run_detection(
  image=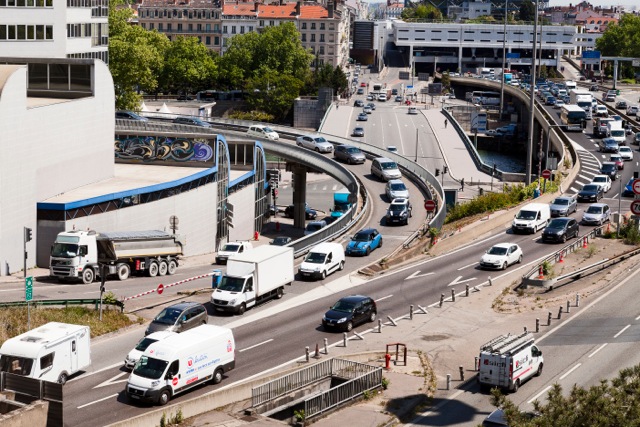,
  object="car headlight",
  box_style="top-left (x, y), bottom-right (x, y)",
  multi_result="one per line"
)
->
top-left (336, 317), bottom-right (347, 323)
top-left (151, 380), bottom-right (161, 387)
top-left (229, 298), bottom-right (237, 305)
